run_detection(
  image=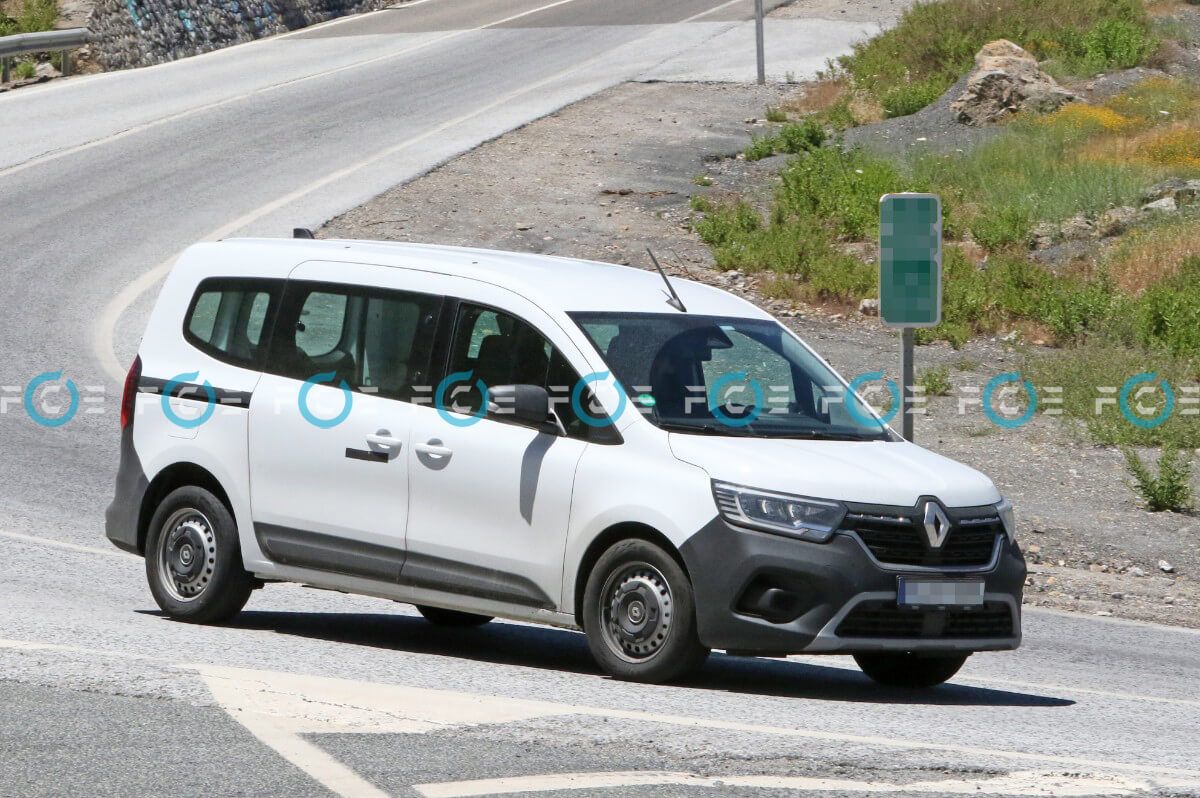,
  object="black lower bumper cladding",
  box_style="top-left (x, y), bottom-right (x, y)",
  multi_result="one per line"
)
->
top-left (680, 516), bottom-right (1026, 655)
